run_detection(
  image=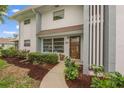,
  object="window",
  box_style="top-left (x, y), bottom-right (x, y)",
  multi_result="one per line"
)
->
top-left (43, 39), bottom-right (52, 52)
top-left (53, 9), bottom-right (64, 20)
top-left (24, 19), bottom-right (30, 25)
top-left (53, 38), bottom-right (64, 52)
top-left (24, 40), bottom-right (30, 47)
top-left (43, 38), bottom-right (64, 53)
